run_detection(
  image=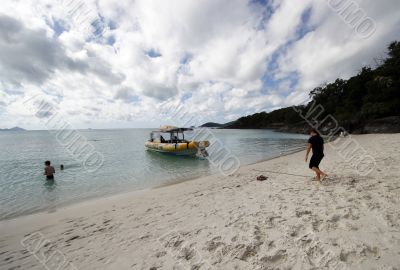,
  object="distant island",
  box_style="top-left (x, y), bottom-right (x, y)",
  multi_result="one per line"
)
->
top-left (0, 127), bottom-right (26, 131)
top-left (200, 122), bottom-right (225, 128)
top-left (202, 41), bottom-right (400, 135)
